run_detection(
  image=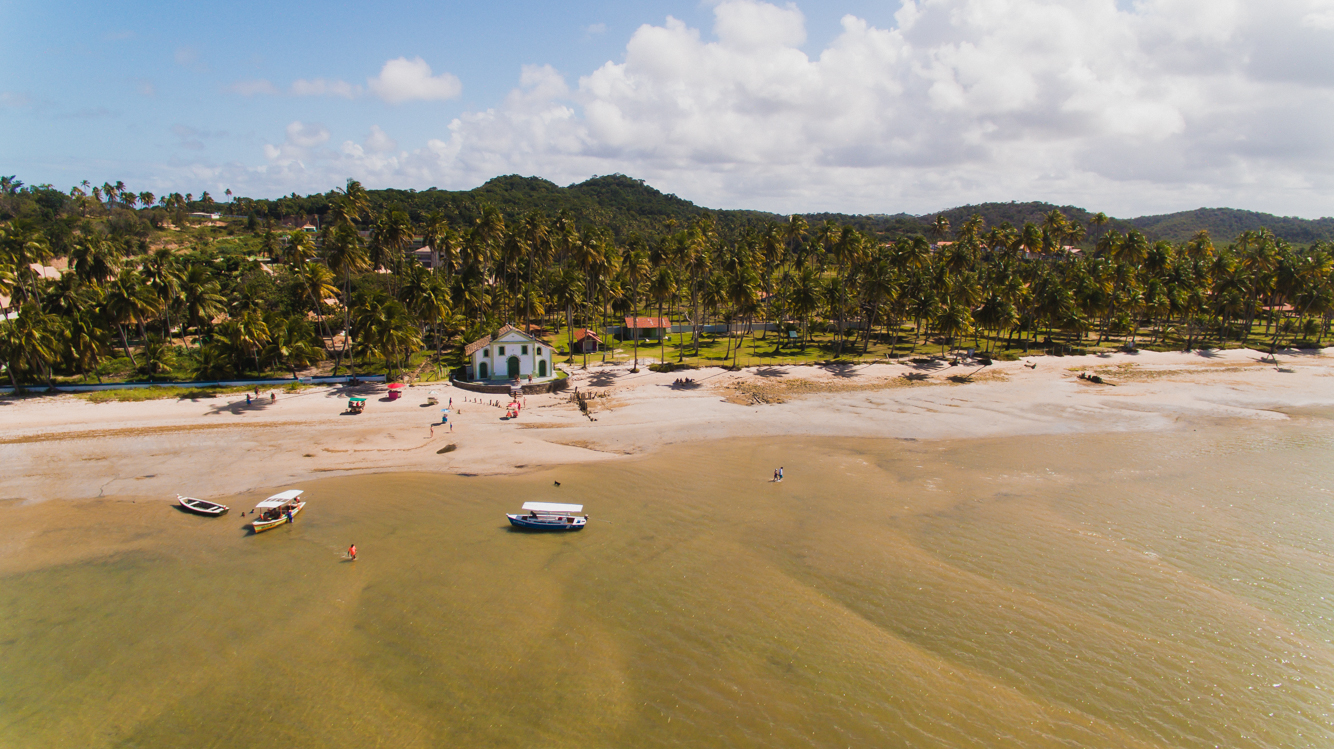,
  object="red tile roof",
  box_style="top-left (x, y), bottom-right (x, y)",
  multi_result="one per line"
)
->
top-left (463, 335), bottom-right (492, 356)
top-left (624, 317), bottom-right (670, 329)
